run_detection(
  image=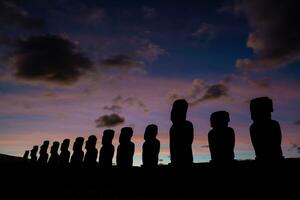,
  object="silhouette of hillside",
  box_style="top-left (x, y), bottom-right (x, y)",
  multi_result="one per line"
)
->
top-left (0, 153), bottom-right (23, 164)
top-left (0, 154), bottom-right (299, 200)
